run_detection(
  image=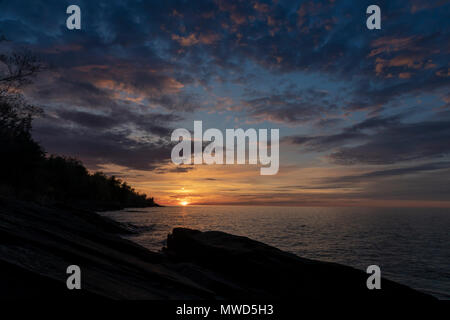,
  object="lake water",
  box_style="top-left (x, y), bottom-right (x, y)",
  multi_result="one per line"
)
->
top-left (101, 206), bottom-right (450, 299)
